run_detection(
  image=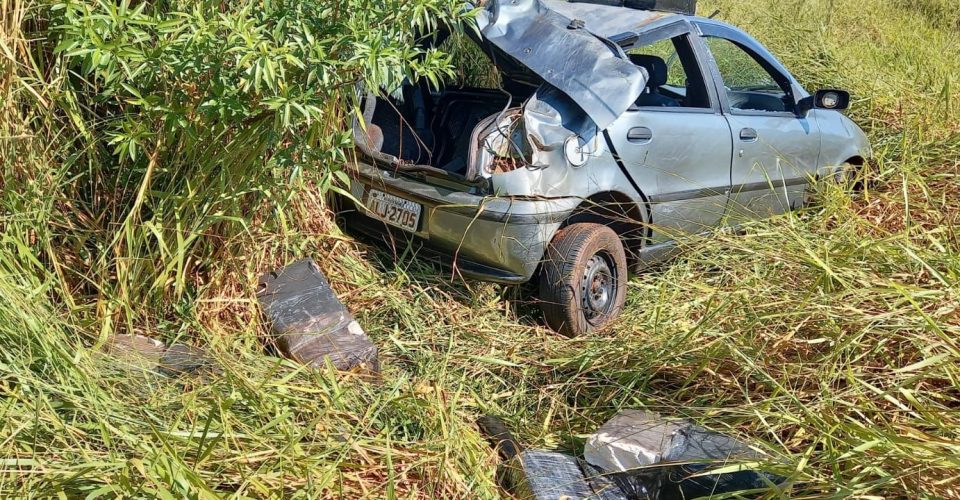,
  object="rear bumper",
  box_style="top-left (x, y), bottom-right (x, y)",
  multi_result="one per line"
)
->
top-left (341, 161), bottom-right (580, 283)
